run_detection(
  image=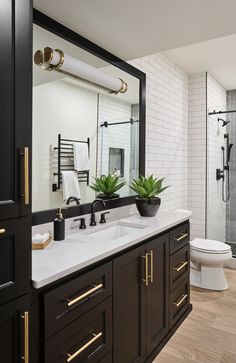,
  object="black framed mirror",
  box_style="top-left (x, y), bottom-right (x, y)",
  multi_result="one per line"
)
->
top-left (32, 9), bottom-right (146, 225)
